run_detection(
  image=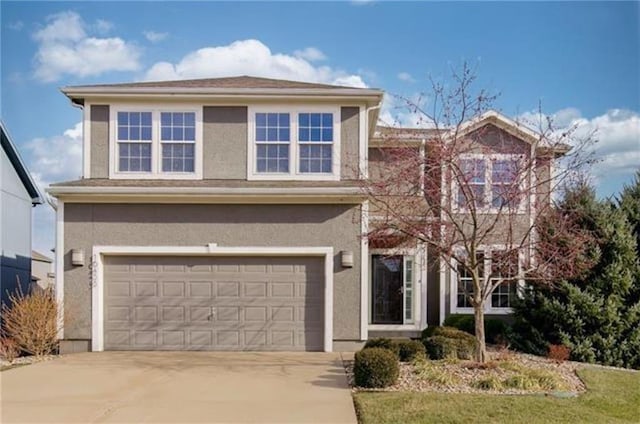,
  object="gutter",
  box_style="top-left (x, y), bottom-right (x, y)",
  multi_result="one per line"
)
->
top-left (47, 185), bottom-right (364, 197)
